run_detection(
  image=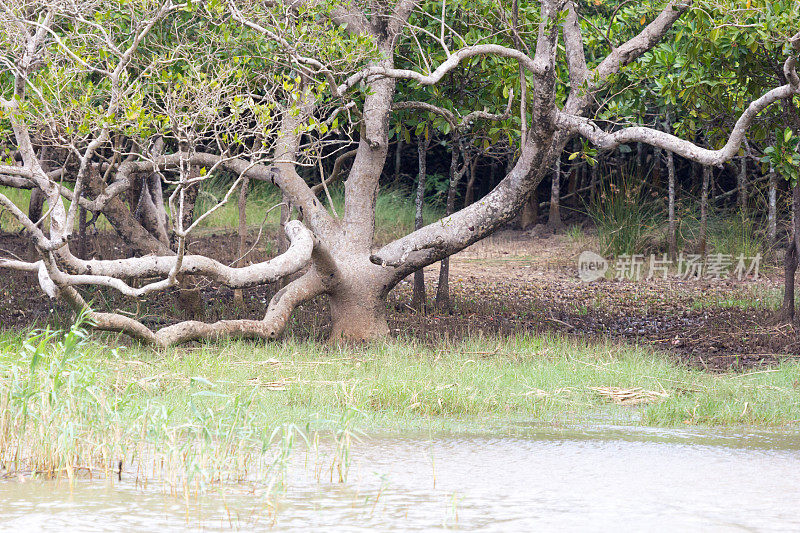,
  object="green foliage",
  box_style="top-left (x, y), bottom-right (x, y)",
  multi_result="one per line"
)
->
top-left (762, 127), bottom-right (800, 186)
